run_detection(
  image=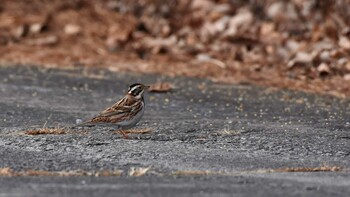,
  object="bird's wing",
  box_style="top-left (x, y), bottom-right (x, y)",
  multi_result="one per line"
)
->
top-left (98, 105), bottom-right (133, 117)
top-left (80, 105), bottom-right (131, 125)
top-left (80, 95), bottom-right (143, 125)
